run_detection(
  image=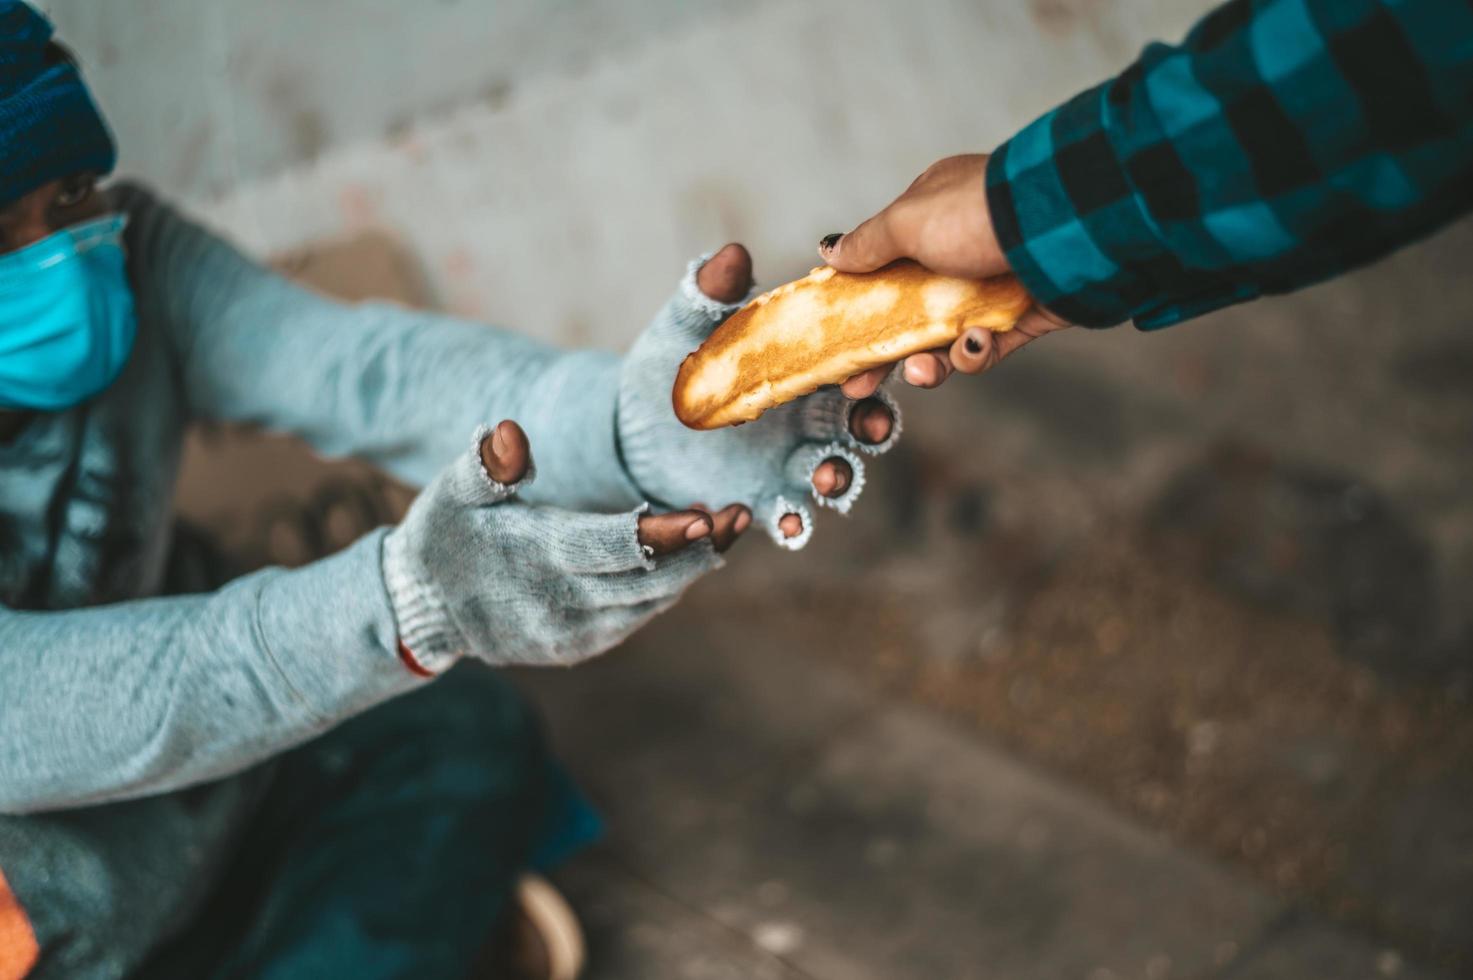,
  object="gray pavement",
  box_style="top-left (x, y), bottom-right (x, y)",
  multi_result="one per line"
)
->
top-left (513, 597), bottom-right (1454, 980)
